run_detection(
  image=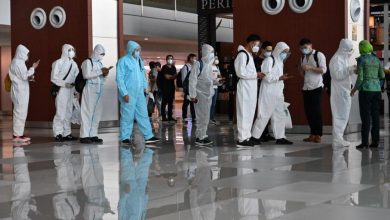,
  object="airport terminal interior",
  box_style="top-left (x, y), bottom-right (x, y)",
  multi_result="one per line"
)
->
top-left (1, 0), bottom-right (390, 219)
